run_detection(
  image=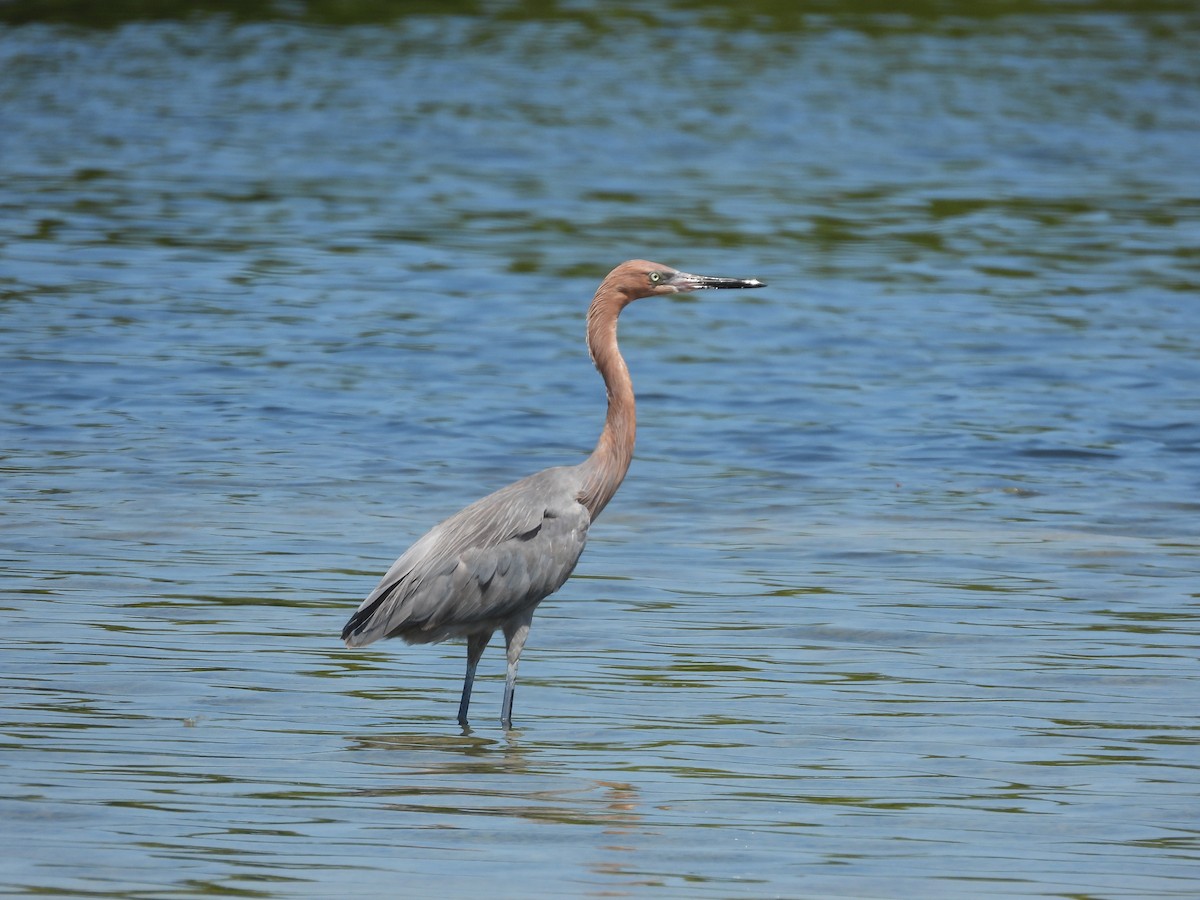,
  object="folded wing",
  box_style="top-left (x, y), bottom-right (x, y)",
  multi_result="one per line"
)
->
top-left (341, 466), bottom-right (591, 647)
